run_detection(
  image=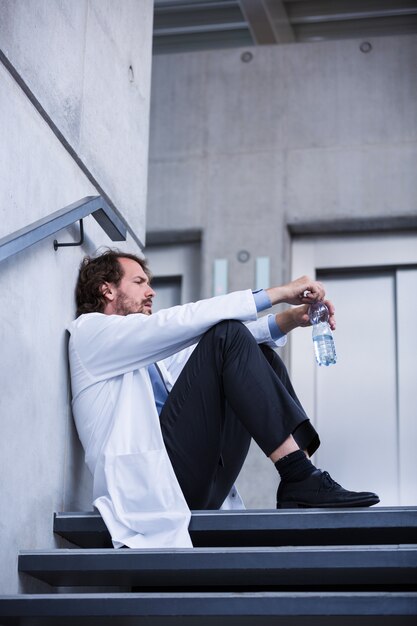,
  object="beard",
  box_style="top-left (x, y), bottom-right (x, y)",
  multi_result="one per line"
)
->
top-left (114, 292), bottom-right (152, 316)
